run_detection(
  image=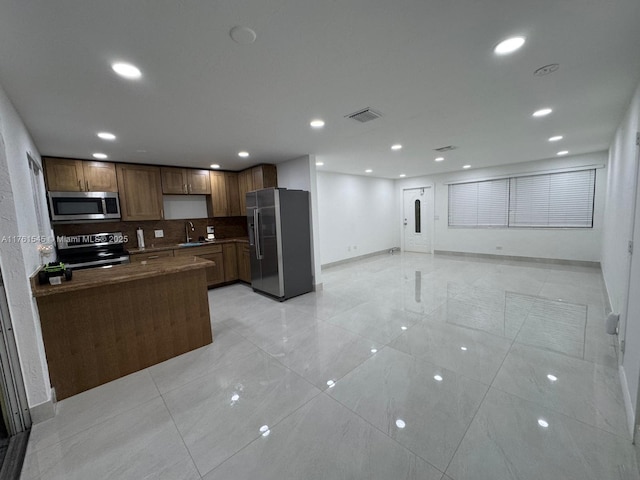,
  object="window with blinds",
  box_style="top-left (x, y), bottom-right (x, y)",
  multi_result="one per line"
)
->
top-left (509, 170), bottom-right (595, 227)
top-left (448, 169), bottom-right (596, 228)
top-left (448, 179), bottom-right (509, 227)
